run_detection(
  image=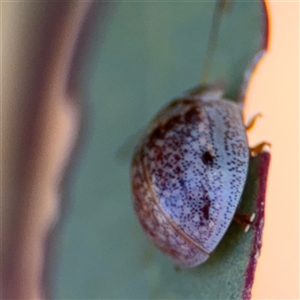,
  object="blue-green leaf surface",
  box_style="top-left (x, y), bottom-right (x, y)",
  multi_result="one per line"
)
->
top-left (51, 2), bottom-right (269, 299)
